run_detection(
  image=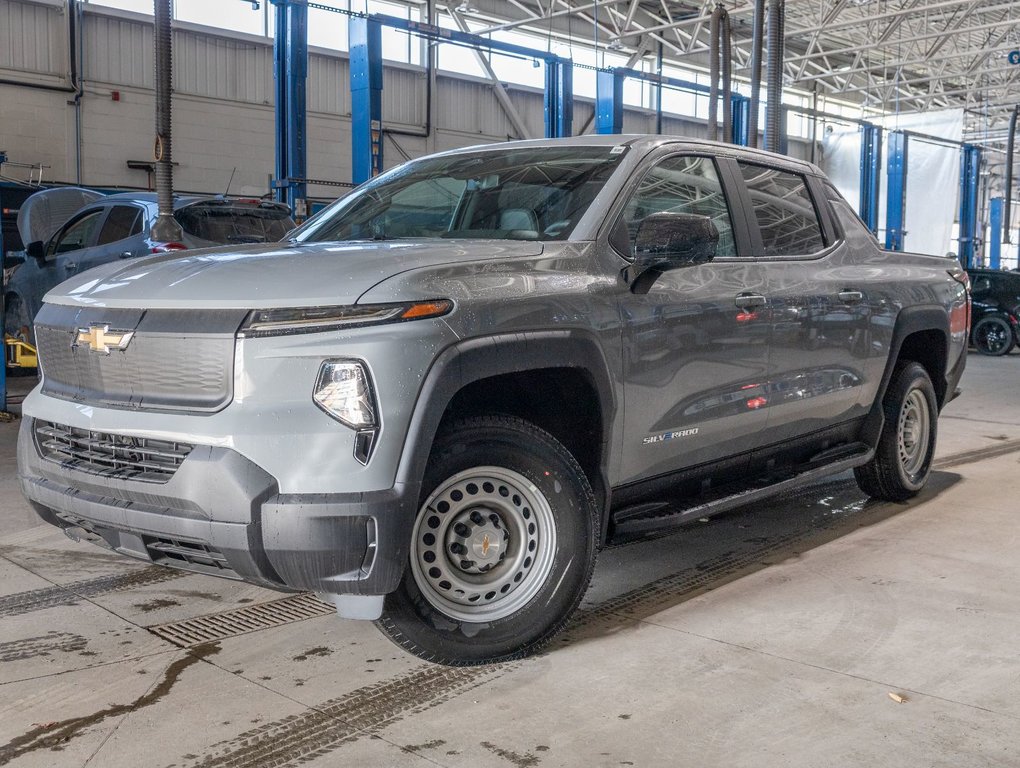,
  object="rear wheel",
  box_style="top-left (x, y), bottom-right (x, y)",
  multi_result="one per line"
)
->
top-left (855, 362), bottom-right (937, 502)
top-left (971, 316), bottom-right (1014, 356)
top-left (376, 415), bottom-right (599, 666)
